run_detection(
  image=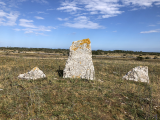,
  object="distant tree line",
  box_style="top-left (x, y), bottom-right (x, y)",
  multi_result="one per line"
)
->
top-left (92, 49), bottom-right (160, 56)
top-left (0, 47), bottom-right (160, 56)
top-left (0, 47), bottom-right (68, 53)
